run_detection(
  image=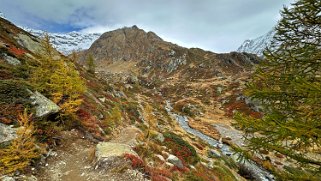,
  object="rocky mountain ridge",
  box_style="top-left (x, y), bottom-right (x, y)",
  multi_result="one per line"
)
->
top-left (24, 28), bottom-right (101, 55)
top-left (80, 25), bottom-right (261, 81)
top-left (237, 30), bottom-right (275, 56)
